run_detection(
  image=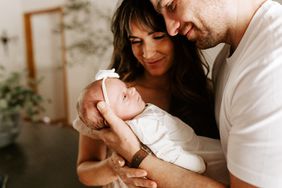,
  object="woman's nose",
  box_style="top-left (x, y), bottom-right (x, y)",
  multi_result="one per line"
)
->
top-left (142, 43), bottom-right (156, 59)
top-left (164, 17), bottom-right (180, 36)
